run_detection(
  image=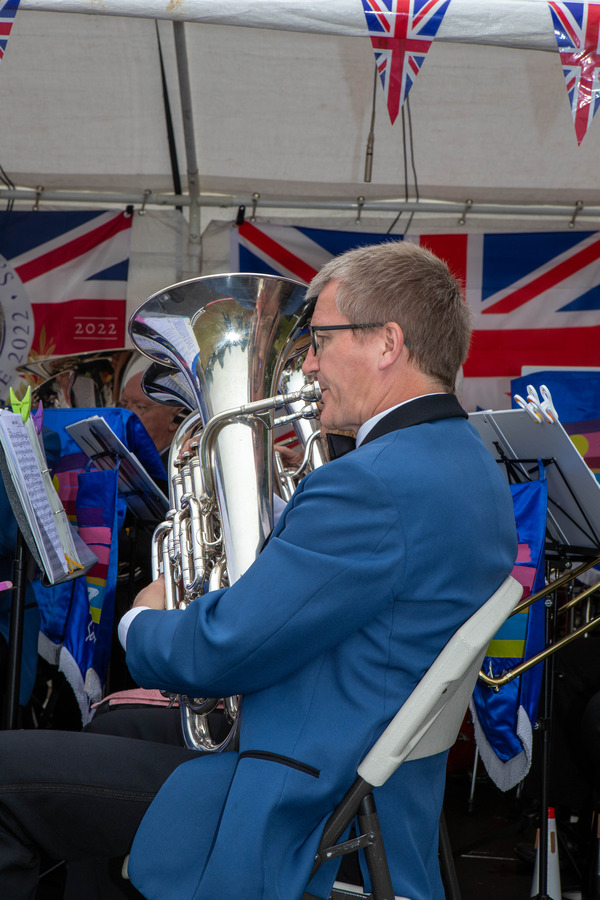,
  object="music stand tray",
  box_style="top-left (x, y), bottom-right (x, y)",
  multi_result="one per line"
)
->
top-left (65, 416), bottom-right (169, 522)
top-left (469, 408), bottom-right (600, 560)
